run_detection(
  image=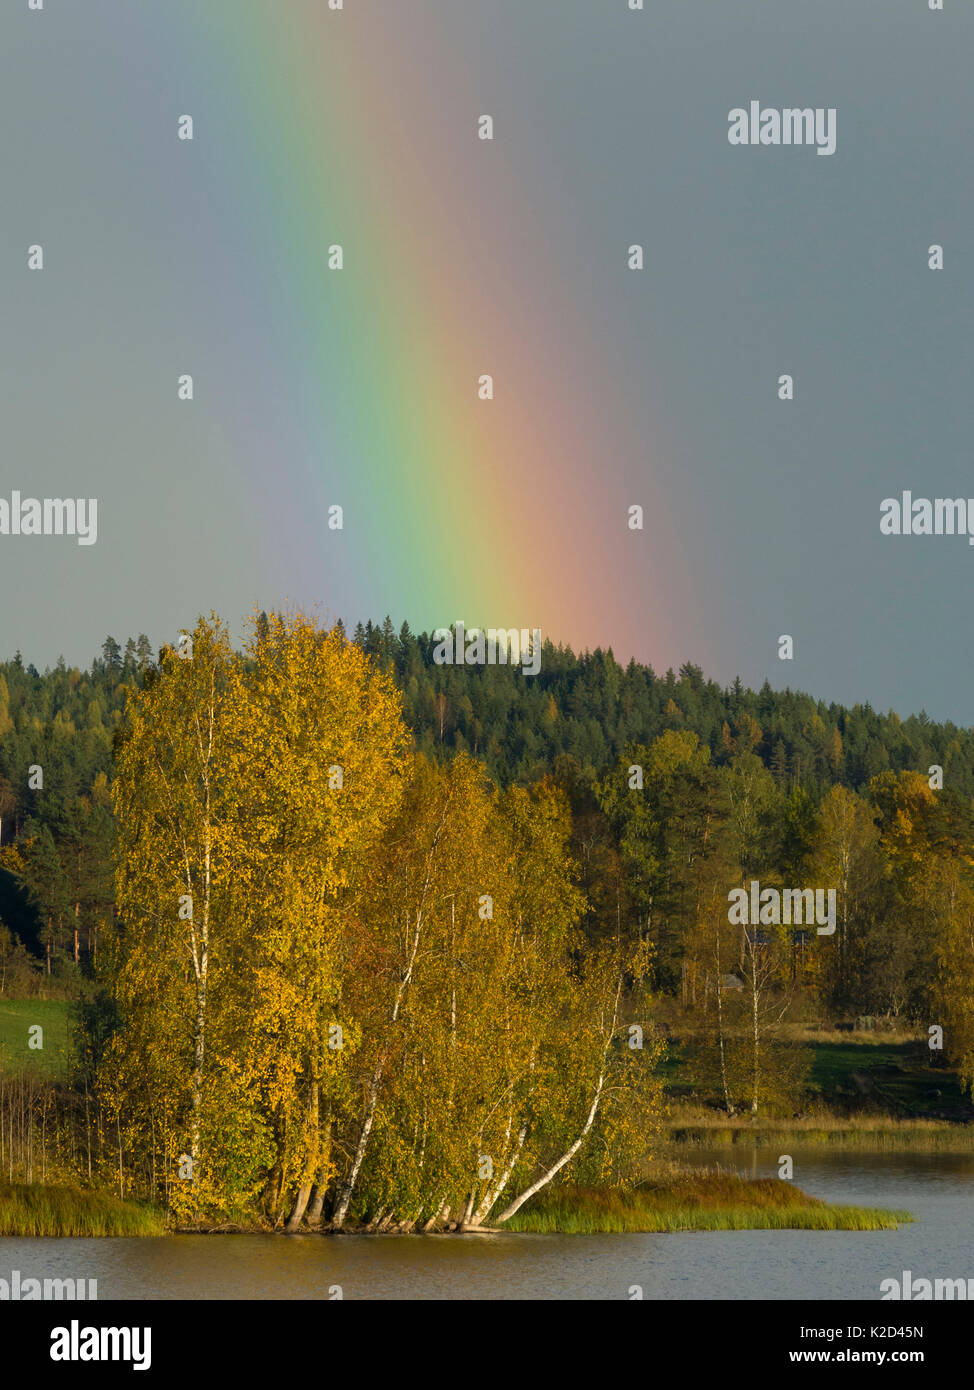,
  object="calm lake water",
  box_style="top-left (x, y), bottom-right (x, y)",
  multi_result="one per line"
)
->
top-left (3, 1150), bottom-right (972, 1300)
